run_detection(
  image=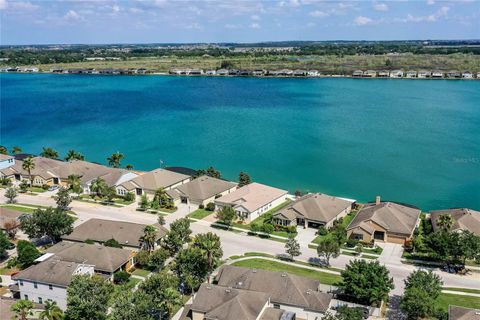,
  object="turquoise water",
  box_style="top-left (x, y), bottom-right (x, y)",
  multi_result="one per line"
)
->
top-left (1, 73), bottom-right (479, 210)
